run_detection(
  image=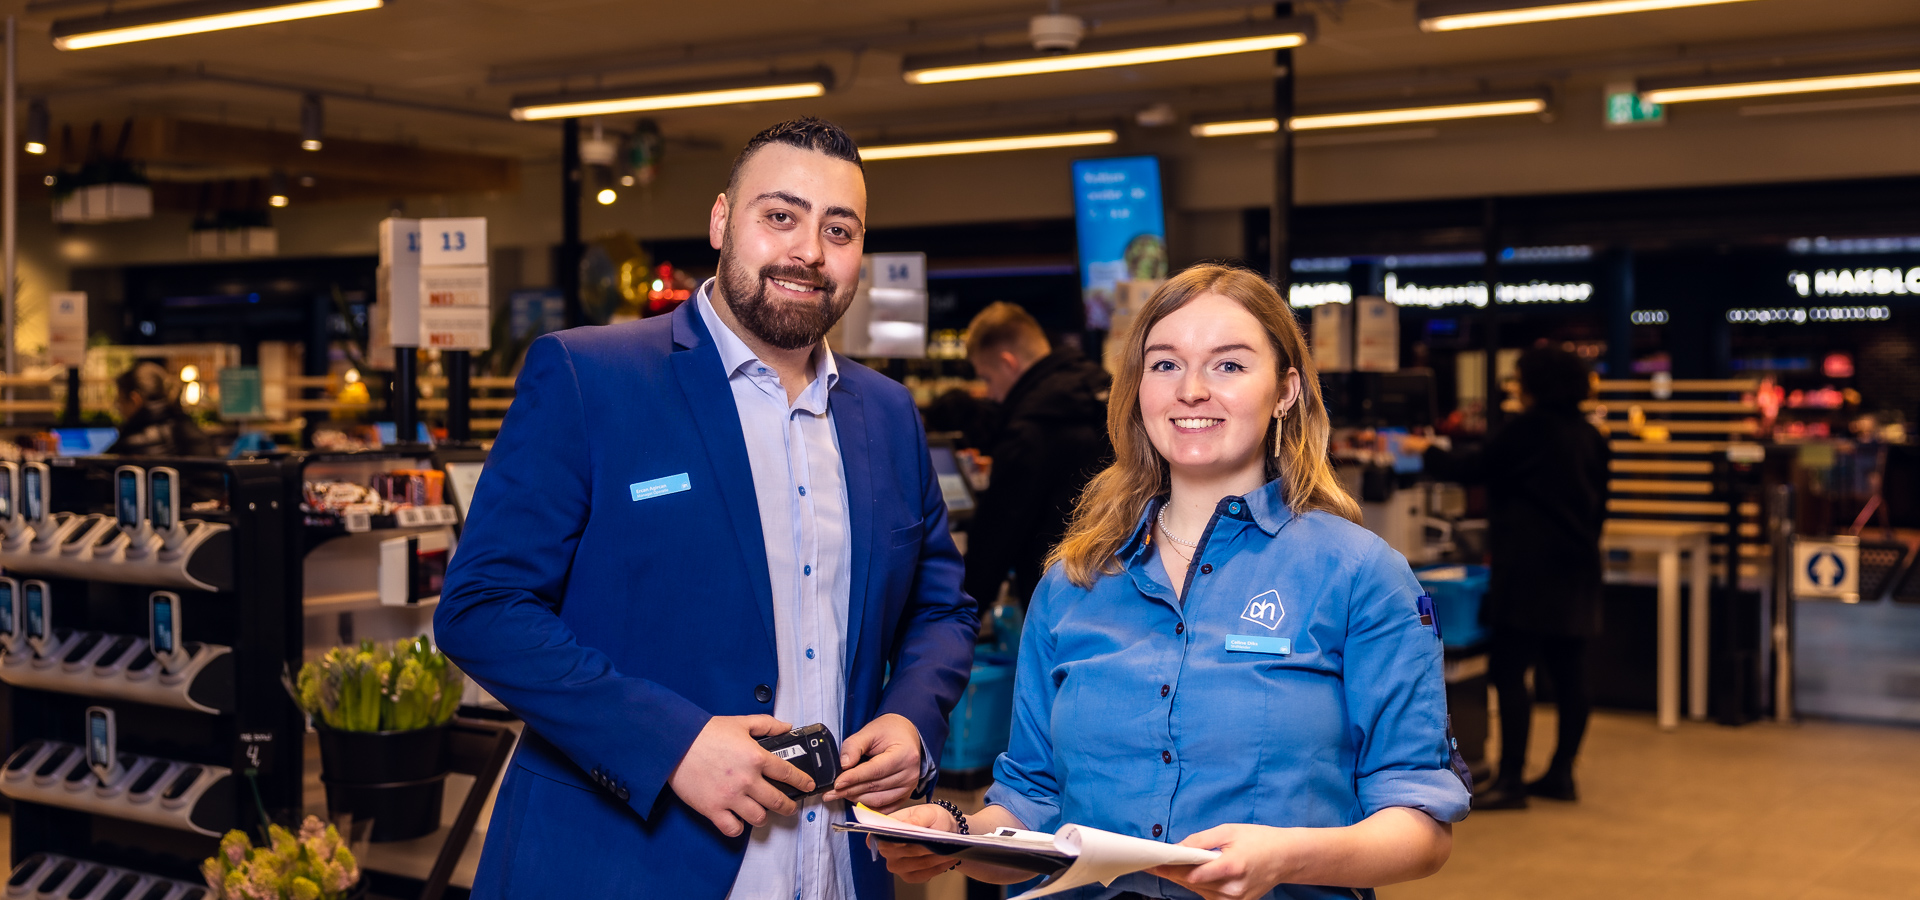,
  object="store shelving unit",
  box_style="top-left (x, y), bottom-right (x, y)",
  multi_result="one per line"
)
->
top-left (0, 456), bottom-right (304, 890)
